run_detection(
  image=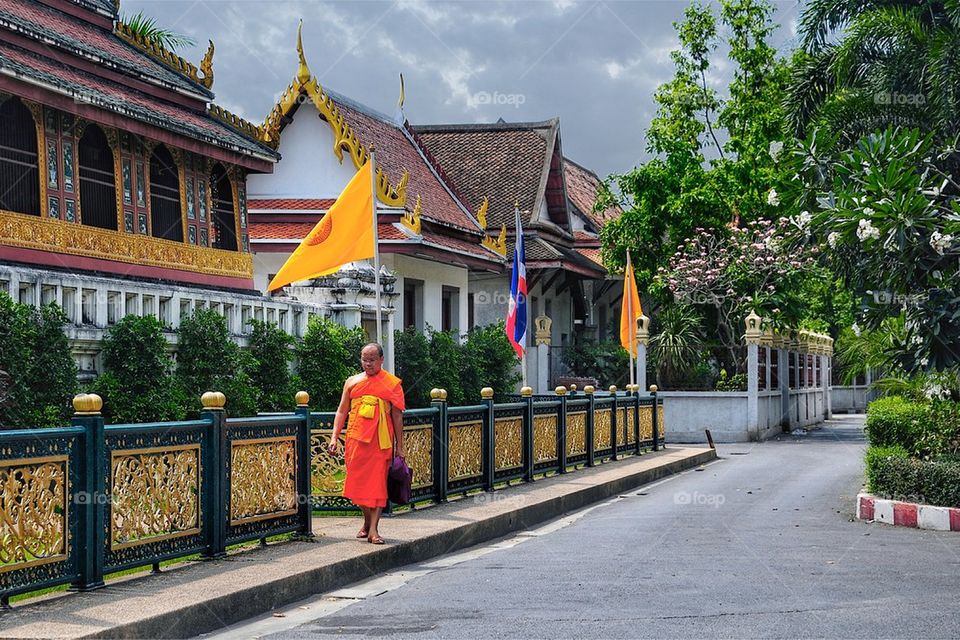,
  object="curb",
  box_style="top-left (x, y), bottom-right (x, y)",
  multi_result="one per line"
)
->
top-left (857, 493), bottom-right (960, 531)
top-left (88, 448), bottom-right (716, 639)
